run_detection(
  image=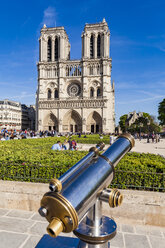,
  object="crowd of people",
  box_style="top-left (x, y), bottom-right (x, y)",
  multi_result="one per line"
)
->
top-left (134, 132), bottom-right (161, 143)
top-left (0, 128), bottom-right (162, 148)
top-left (0, 128), bottom-right (37, 140)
